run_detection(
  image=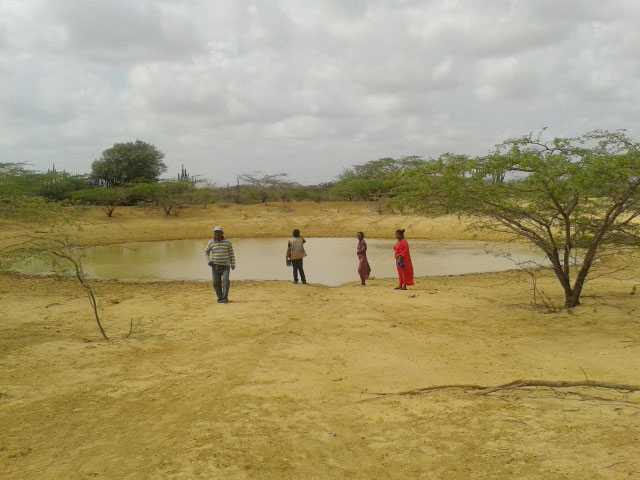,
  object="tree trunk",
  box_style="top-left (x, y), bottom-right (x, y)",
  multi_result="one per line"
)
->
top-left (565, 288), bottom-right (581, 308)
top-left (565, 246), bottom-right (598, 308)
top-left (549, 254), bottom-right (576, 308)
